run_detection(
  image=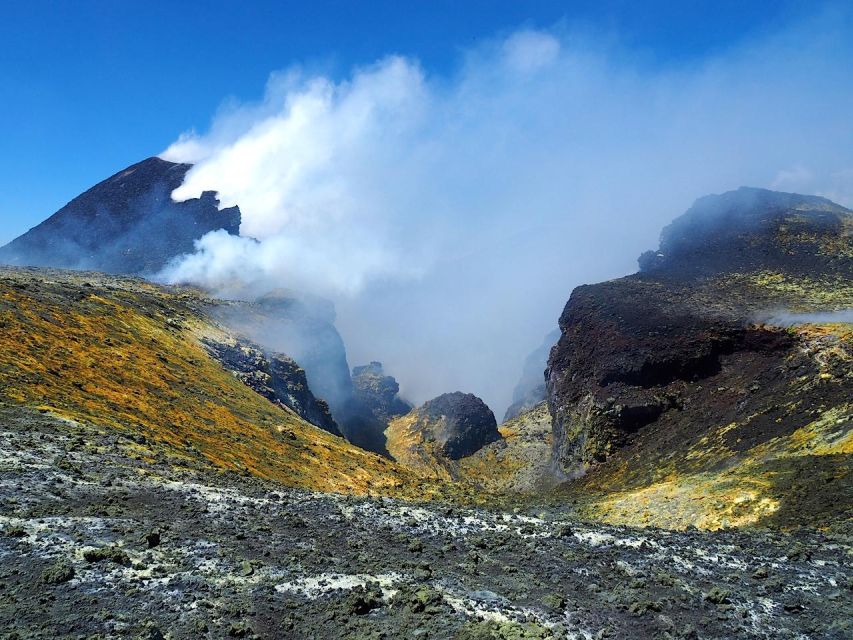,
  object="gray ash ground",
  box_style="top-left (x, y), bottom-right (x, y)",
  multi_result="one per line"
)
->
top-left (1, 405), bottom-right (850, 639)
